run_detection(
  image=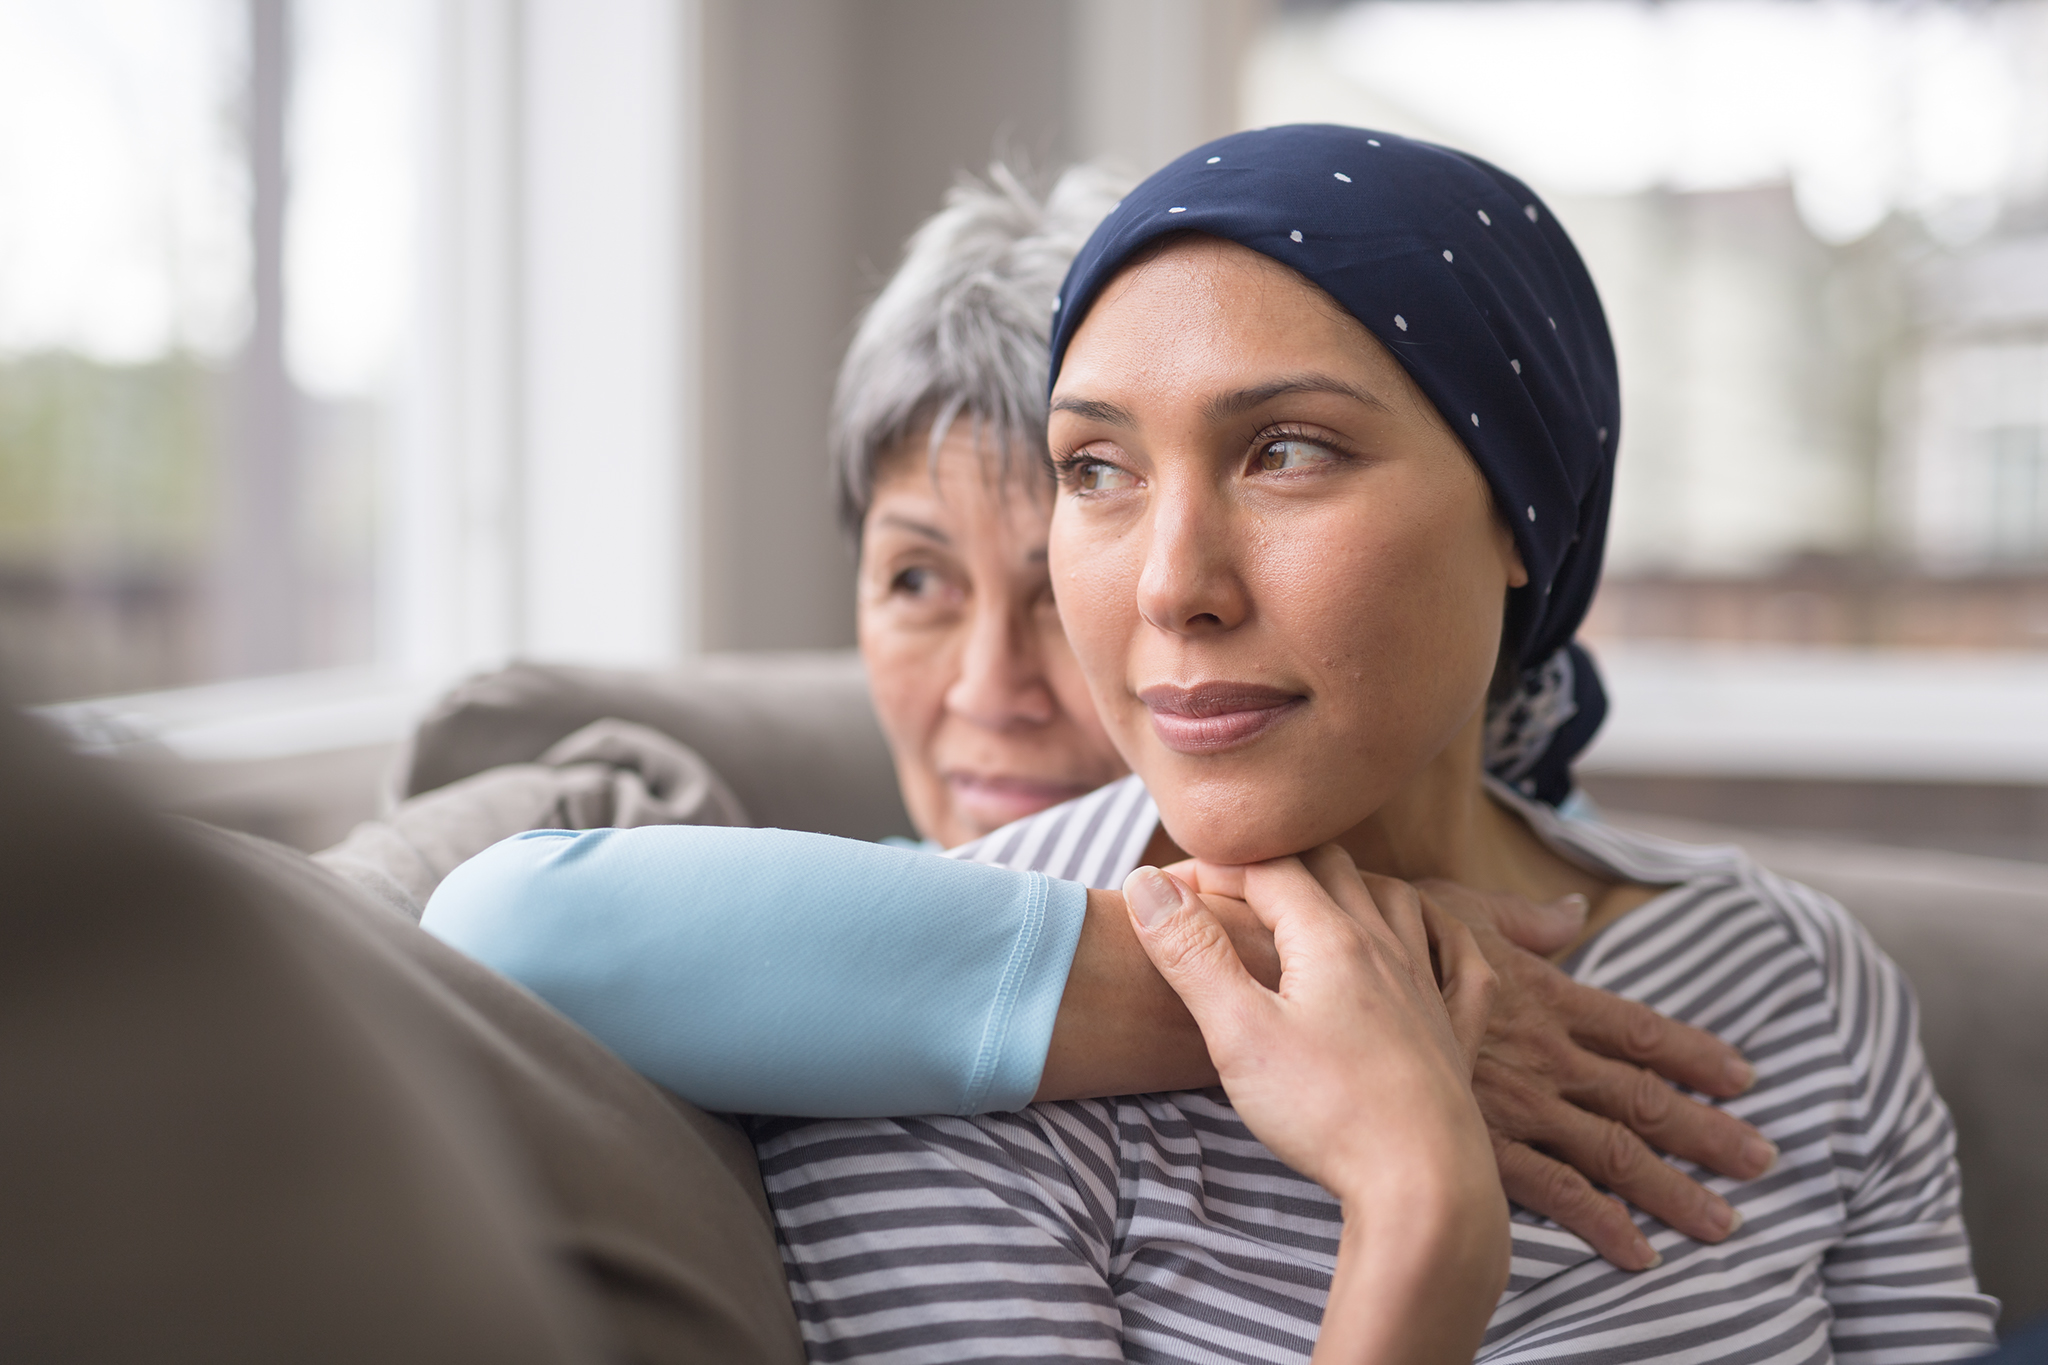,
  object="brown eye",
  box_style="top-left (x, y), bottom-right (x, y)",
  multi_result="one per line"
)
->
top-left (1072, 459), bottom-right (1139, 492)
top-left (890, 566), bottom-right (933, 596)
top-left (1259, 438), bottom-right (1340, 472)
